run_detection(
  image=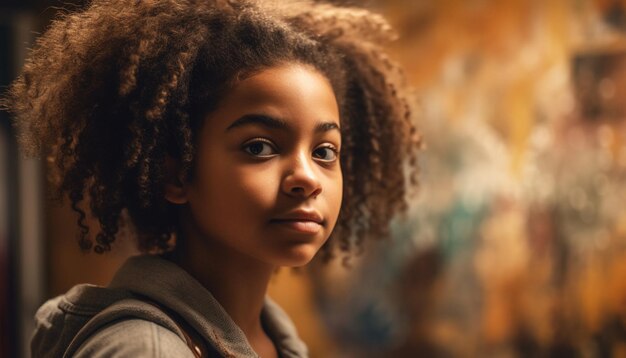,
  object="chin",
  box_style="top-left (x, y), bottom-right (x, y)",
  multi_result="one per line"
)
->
top-left (274, 246), bottom-right (320, 267)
